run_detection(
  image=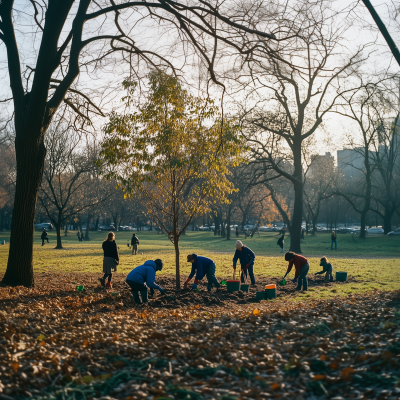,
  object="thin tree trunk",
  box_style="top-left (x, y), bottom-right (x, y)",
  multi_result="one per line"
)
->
top-left (55, 222), bottom-right (63, 249)
top-left (226, 207), bottom-right (231, 240)
top-left (2, 137), bottom-right (46, 287)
